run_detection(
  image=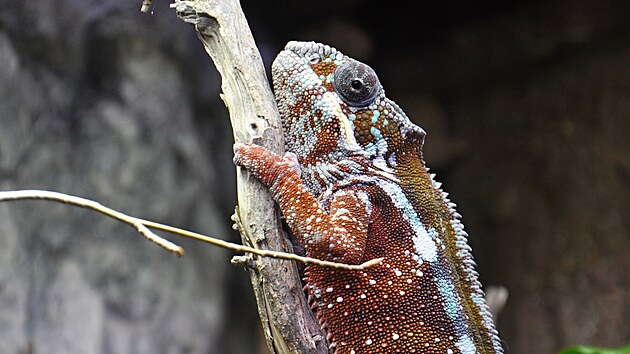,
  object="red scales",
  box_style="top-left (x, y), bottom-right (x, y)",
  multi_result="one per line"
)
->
top-left (234, 41), bottom-right (502, 354)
